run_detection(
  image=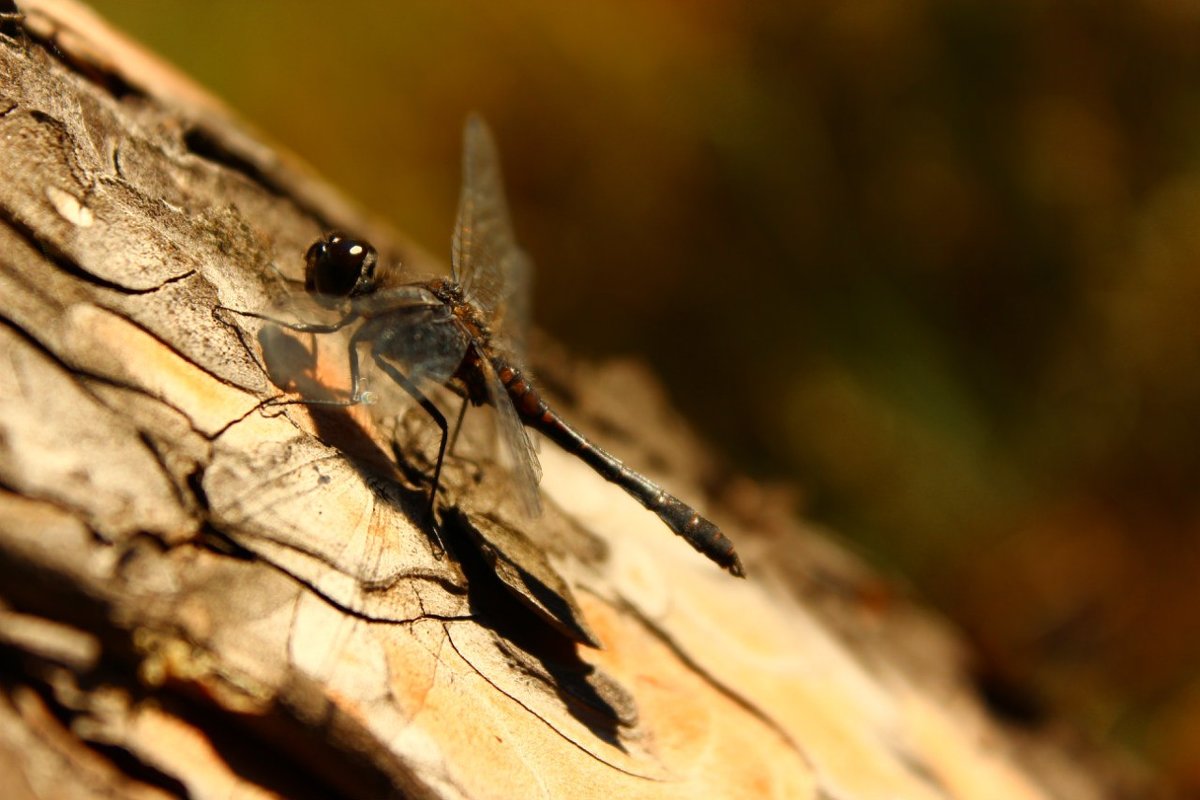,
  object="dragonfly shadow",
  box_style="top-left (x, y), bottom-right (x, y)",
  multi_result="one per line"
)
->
top-left (257, 324), bottom-right (633, 748)
top-left (438, 507), bottom-right (633, 751)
